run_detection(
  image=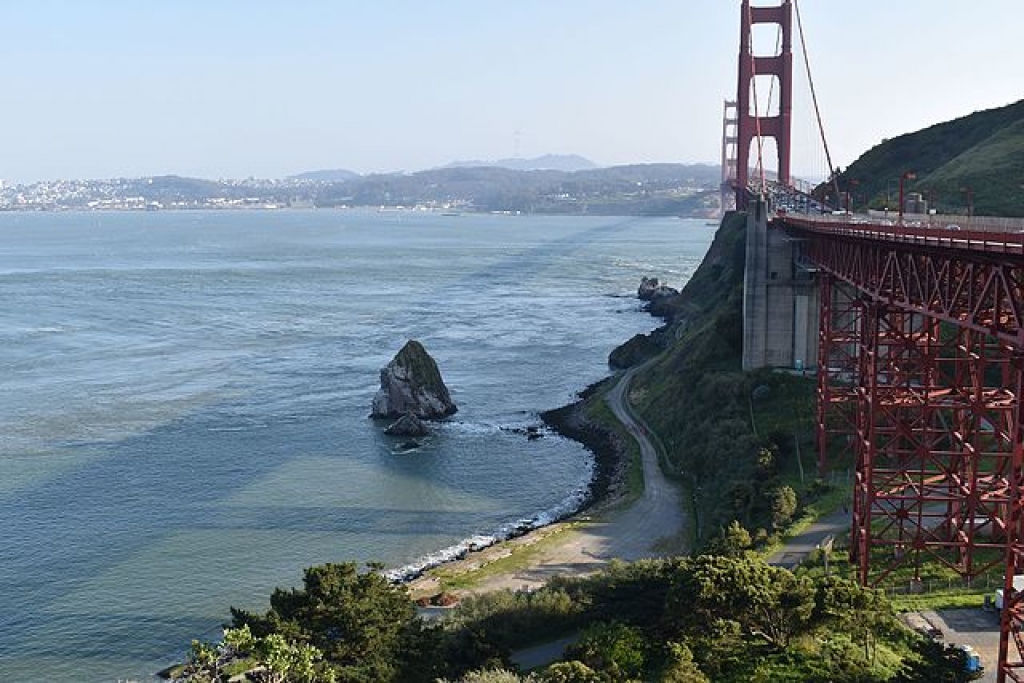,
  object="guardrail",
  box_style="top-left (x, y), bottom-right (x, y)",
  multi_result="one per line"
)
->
top-left (775, 212), bottom-right (1024, 256)
top-left (864, 210), bottom-right (1024, 233)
